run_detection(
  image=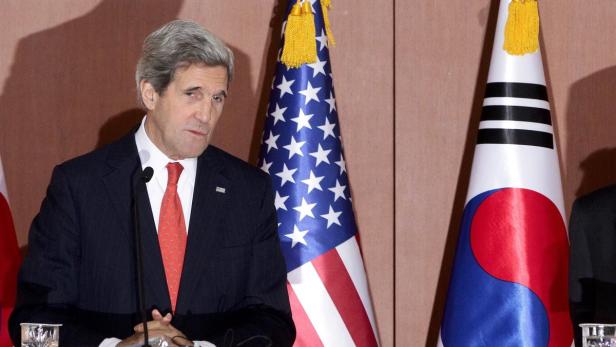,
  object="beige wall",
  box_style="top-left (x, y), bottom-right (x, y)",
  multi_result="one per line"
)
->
top-left (2, 0), bottom-right (616, 345)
